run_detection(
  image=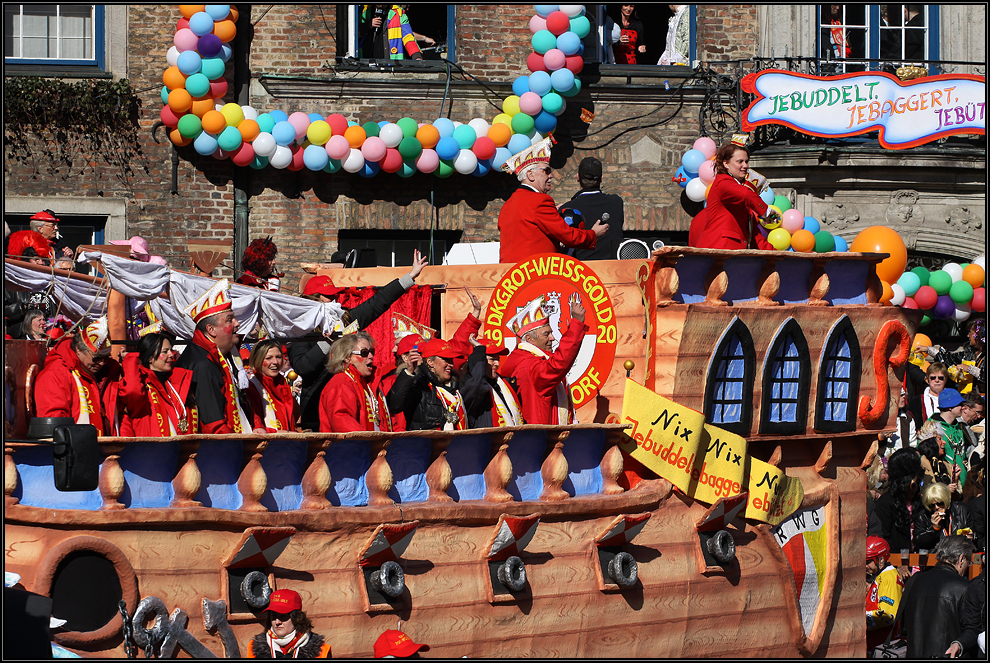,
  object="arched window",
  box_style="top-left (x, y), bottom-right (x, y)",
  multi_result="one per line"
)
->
top-left (704, 317), bottom-right (755, 436)
top-left (814, 316), bottom-right (861, 432)
top-left (760, 319), bottom-right (811, 435)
